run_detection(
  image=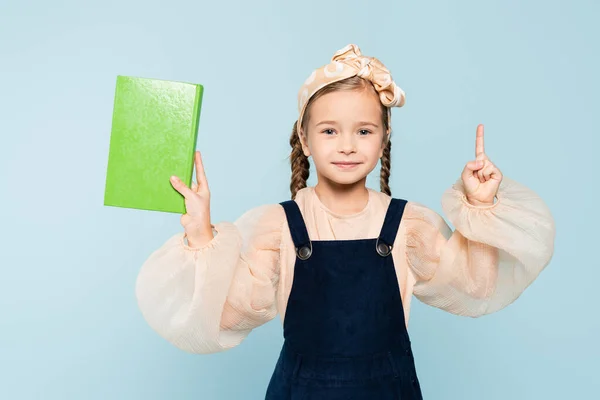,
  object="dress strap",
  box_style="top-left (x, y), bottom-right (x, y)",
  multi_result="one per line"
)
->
top-left (279, 200), bottom-right (312, 260)
top-left (376, 198), bottom-right (408, 257)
